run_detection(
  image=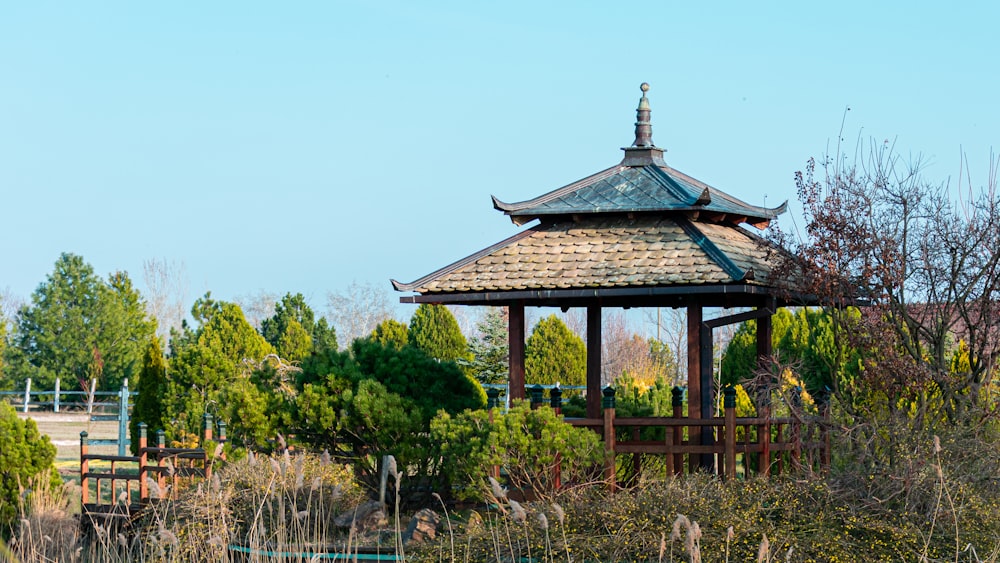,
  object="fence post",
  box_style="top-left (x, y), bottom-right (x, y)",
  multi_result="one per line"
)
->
top-left (156, 429), bottom-right (166, 496)
top-left (54, 378), bottom-right (60, 413)
top-left (549, 386), bottom-right (562, 414)
top-left (118, 379), bottom-right (130, 456)
top-left (80, 431), bottom-right (90, 505)
top-left (529, 385), bottom-right (544, 410)
top-left (138, 423), bottom-right (148, 502)
top-left (791, 386), bottom-right (802, 471)
top-left (23, 378), bottom-right (31, 413)
top-left (203, 412), bottom-right (214, 442)
top-left (671, 387), bottom-right (684, 475)
top-left (820, 396), bottom-right (831, 473)
top-left (724, 386), bottom-right (736, 481)
top-left (602, 386), bottom-right (616, 491)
